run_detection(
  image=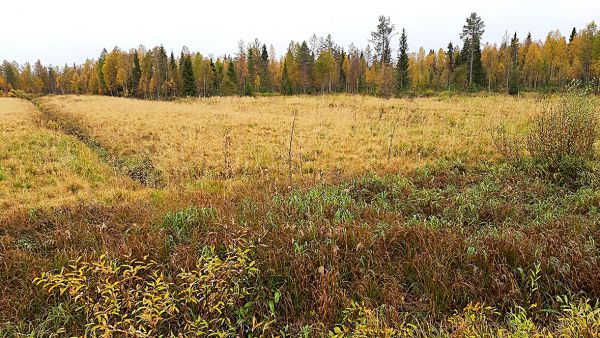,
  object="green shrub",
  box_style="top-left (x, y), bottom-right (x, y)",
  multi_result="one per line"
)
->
top-left (161, 205), bottom-right (217, 241)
